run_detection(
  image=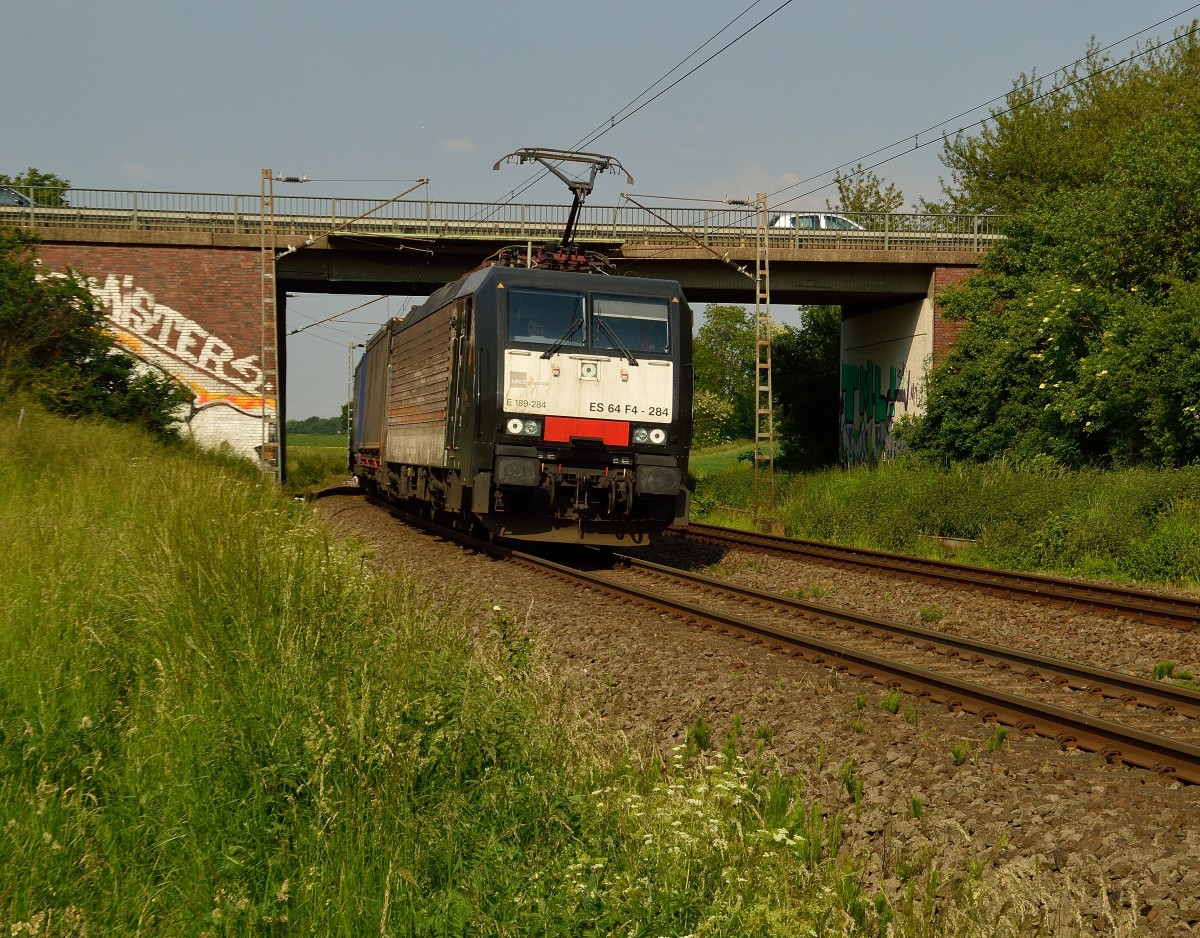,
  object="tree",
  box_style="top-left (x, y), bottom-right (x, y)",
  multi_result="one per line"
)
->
top-left (826, 163), bottom-right (906, 217)
top-left (0, 229), bottom-right (190, 436)
top-left (912, 105), bottom-right (1200, 468)
top-left (0, 167), bottom-right (71, 207)
top-left (772, 307), bottom-right (842, 469)
top-left (692, 304), bottom-right (757, 440)
top-left (286, 413), bottom-right (349, 435)
top-left (691, 388), bottom-right (735, 448)
top-left (905, 24), bottom-right (1200, 468)
top-left (924, 27), bottom-right (1200, 215)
